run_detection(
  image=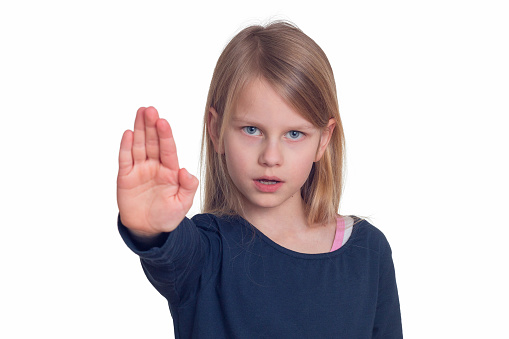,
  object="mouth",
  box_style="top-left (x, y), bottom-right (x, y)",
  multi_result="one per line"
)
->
top-left (254, 176), bottom-right (283, 185)
top-left (253, 177), bottom-right (284, 192)
top-left (256, 179), bottom-right (280, 185)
